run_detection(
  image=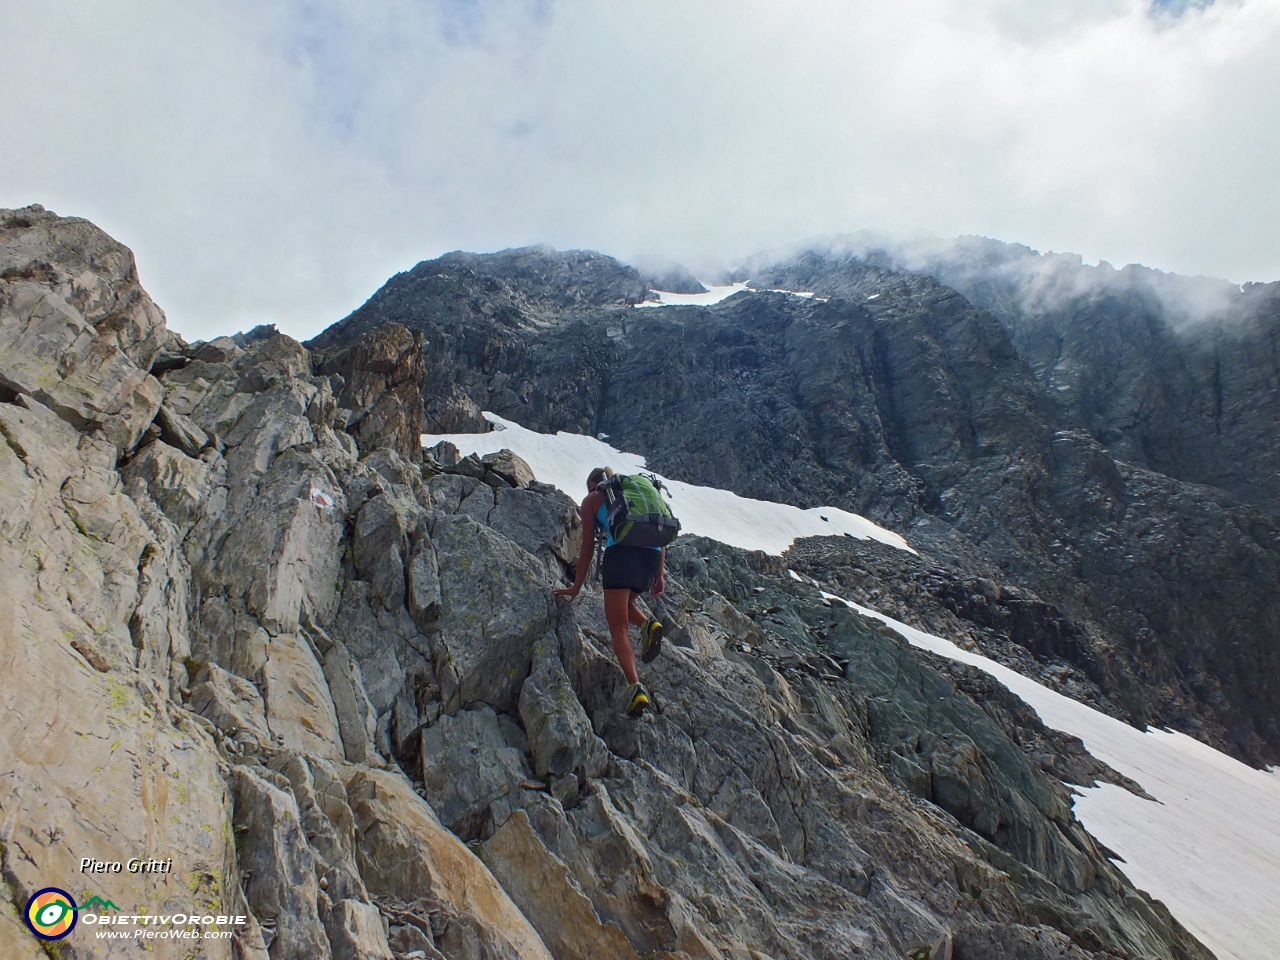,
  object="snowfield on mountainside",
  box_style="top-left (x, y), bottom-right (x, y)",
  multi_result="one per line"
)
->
top-left (425, 415), bottom-right (1280, 960)
top-left (425, 413), bottom-right (913, 554)
top-left (828, 591), bottom-right (1280, 960)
